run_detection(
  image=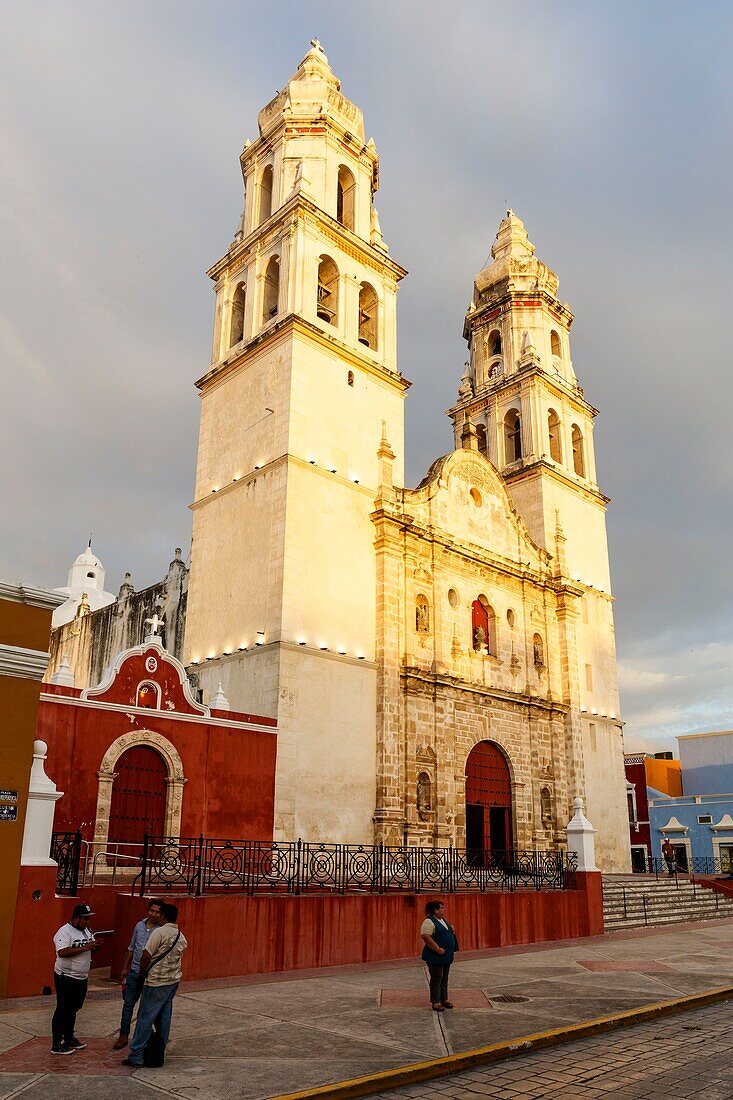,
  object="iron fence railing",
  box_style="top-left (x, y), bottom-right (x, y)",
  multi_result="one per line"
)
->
top-left (631, 853), bottom-right (733, 878)
top-left (50, 831), bottom-right (82, 895)
top-left (134, 835), bottom-right (577, 897)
